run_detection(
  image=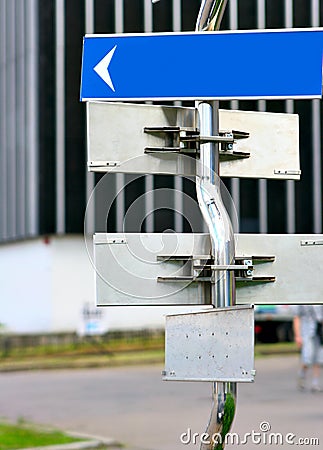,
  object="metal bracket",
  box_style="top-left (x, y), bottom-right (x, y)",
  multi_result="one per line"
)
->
top-left (156, 254), bottom-right (274, 283)
top-left (234, 256), bottom-right (275, 283)
top-left (95, 236), bottom-right (127, 245)
top-left (274, 169), bottom-right (301, 176)
top-left (144, 126), bottom-right (250, 160)
top-left (300, 239), bottom-right (323, 246)
top-left (144, 126), bottom-right (199, 154)
top-left (88, 160), bottom-right (120, 168)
